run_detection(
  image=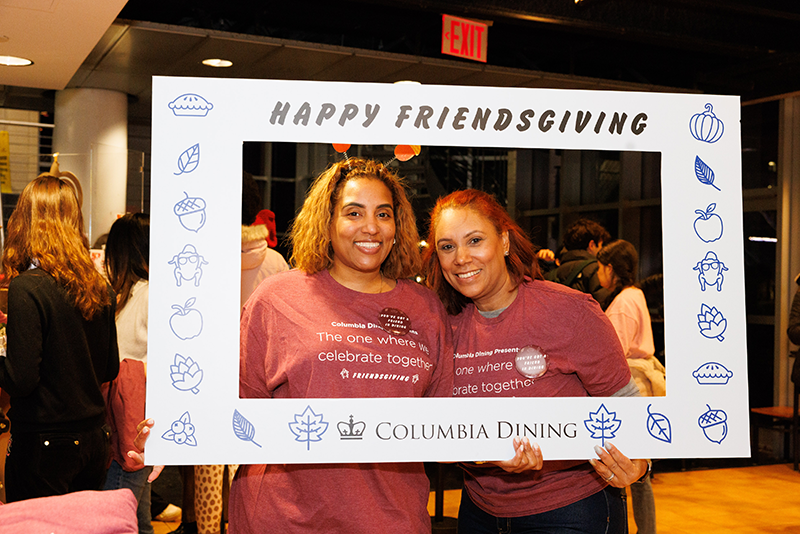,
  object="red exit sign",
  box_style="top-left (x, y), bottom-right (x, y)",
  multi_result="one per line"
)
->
top-left (442, 14), bottom-right (488, 63)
